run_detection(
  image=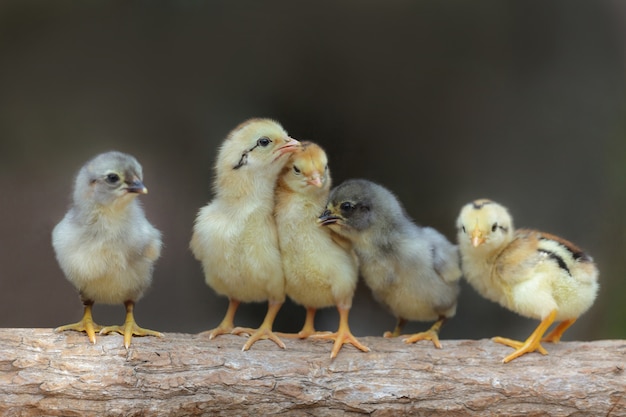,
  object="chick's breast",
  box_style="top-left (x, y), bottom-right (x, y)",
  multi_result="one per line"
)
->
top-left (191, 199), bottom-right (284, 303)
top-left (277, 196), bottom-right (357, 309)
top-left (53, 202), bottom-right (161, 305)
